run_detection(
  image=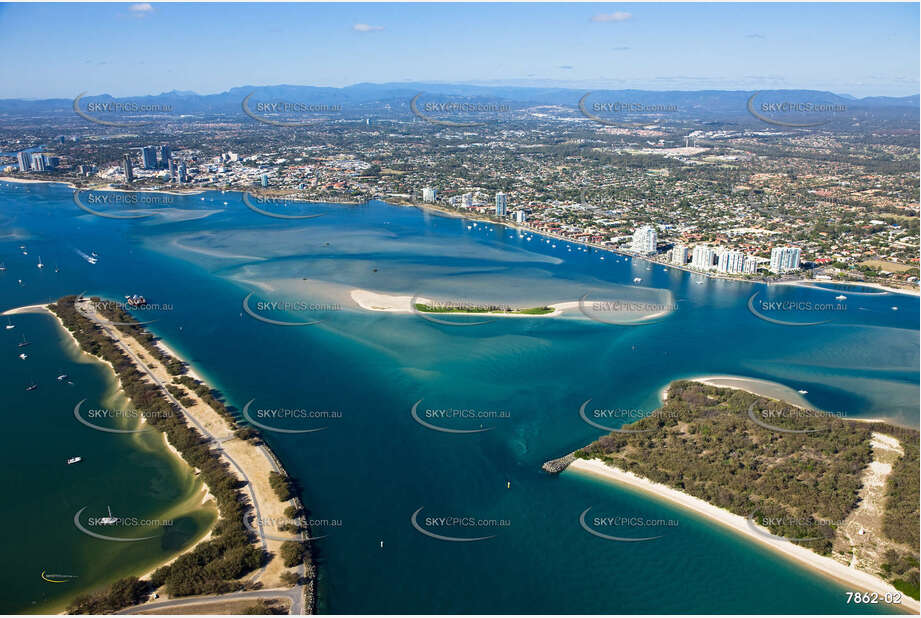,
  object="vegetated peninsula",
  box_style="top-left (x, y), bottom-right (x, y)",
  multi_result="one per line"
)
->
top-left (47, 295), bottom-right (317, 615)
top-left (573, 380), bottom-right (920, 605)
